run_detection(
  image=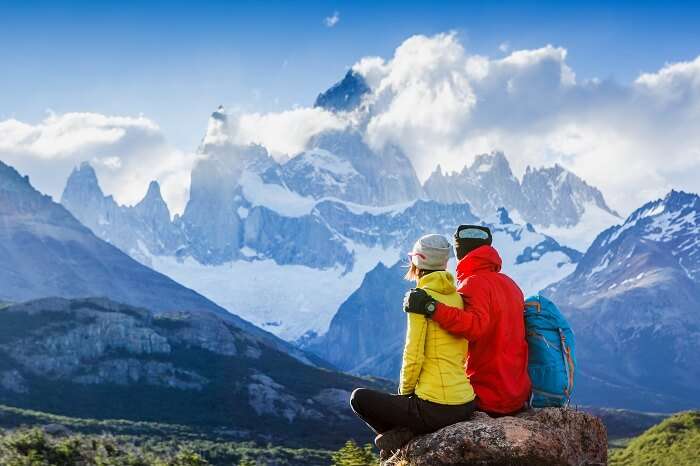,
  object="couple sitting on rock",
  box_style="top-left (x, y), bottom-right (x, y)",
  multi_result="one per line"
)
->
top-left (350, 225), bottom-right (532, 453)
